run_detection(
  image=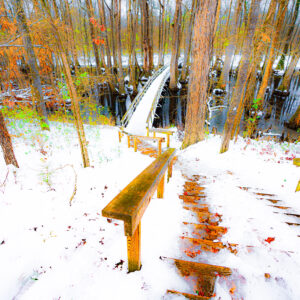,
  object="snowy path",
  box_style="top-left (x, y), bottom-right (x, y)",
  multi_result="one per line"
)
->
top-left (125, 67), bottom-right (170, 136)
